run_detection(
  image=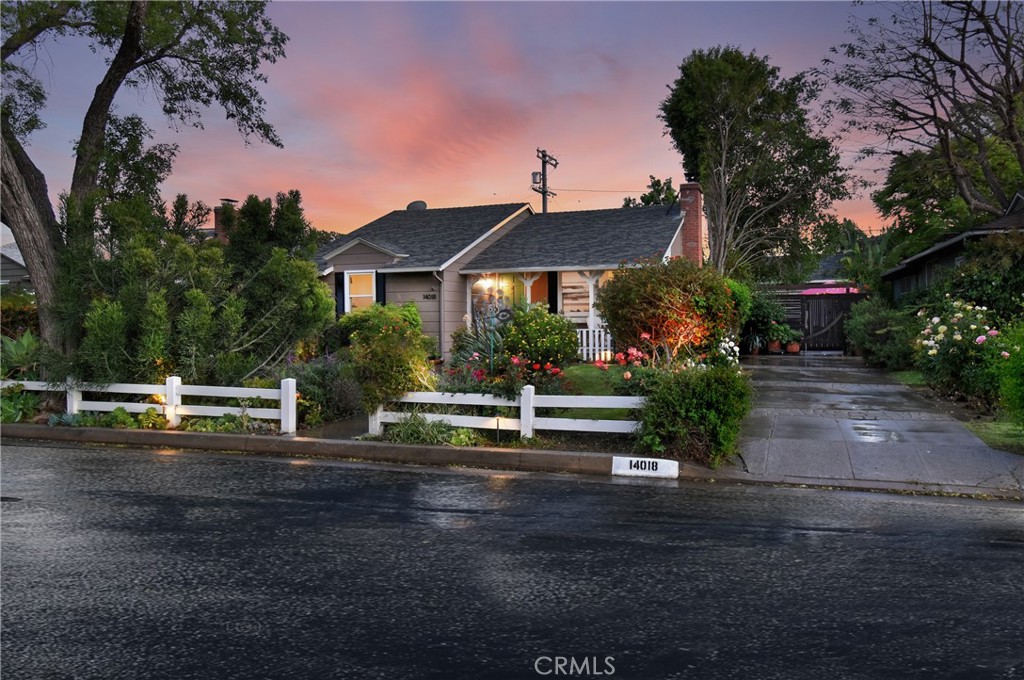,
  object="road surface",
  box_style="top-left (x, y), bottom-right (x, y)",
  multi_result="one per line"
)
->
top-left (2, 443), bottom-right (1022, 679)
